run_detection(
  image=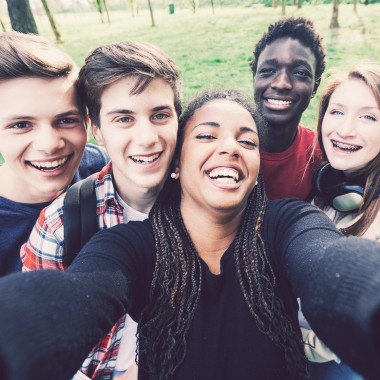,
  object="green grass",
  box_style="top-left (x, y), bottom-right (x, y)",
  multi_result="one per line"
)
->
top-left (1, 4), bottom-right (380, 164)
